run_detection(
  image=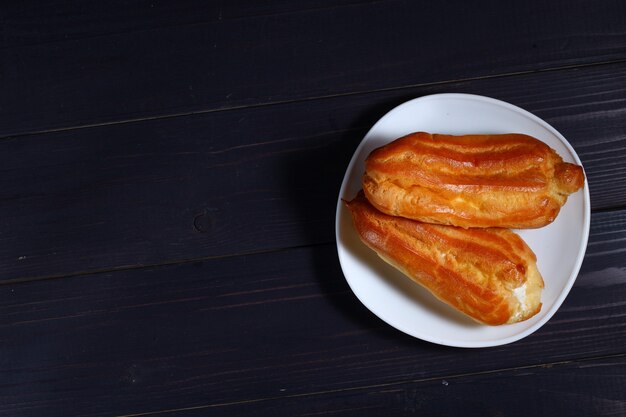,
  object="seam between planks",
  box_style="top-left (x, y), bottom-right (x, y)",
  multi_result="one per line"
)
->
top-left (0, 242), bottom-right (334, 286)
top-left (3, 201), bottom-right (626, 285)
top-left (3, 57), bottom-right (626, 141)
top-left (114, 352), bottom-right (626, 417)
